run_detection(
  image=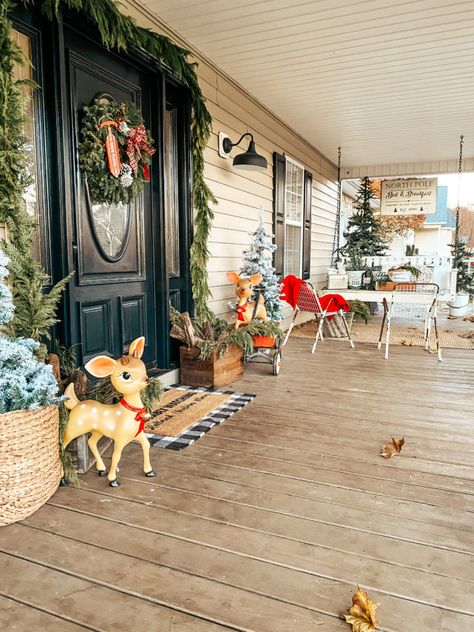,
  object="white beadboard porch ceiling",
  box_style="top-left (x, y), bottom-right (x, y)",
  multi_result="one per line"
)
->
top-left (138, 0), bottom-right (474, 172)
